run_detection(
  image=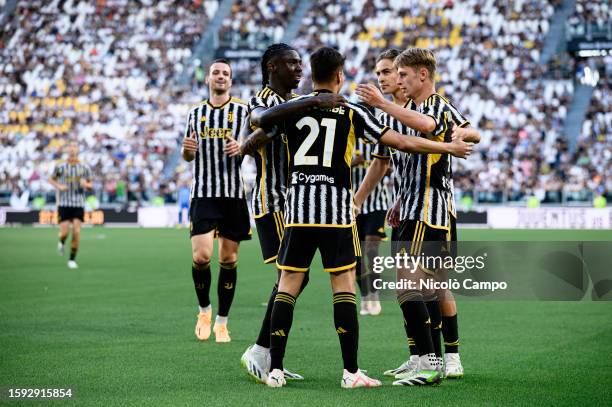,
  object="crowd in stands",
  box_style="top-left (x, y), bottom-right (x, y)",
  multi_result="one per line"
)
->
top-left (218, 0), bottom-right (292, 50)
top-left (0, 0), bottom-right (608, 209)
top-left (0, 0), bottom-right (217, 206)
top-left (571, 56), bottom-right (611, 203)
